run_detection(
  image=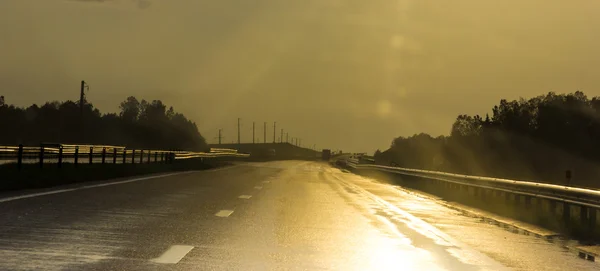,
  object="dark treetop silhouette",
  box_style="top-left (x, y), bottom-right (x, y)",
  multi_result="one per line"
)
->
top-left (0, 96), bottom-right (208, 151)
top-left (375, 91), bottom-right (600, 188)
